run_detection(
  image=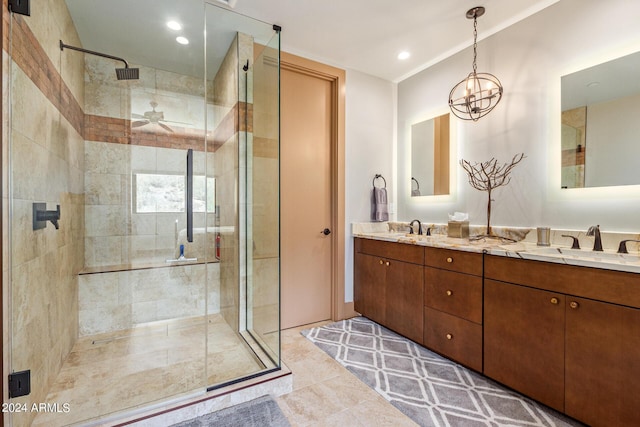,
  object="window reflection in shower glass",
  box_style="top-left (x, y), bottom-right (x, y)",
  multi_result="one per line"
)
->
top-left (135, 173), bottom-right (215, 213)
